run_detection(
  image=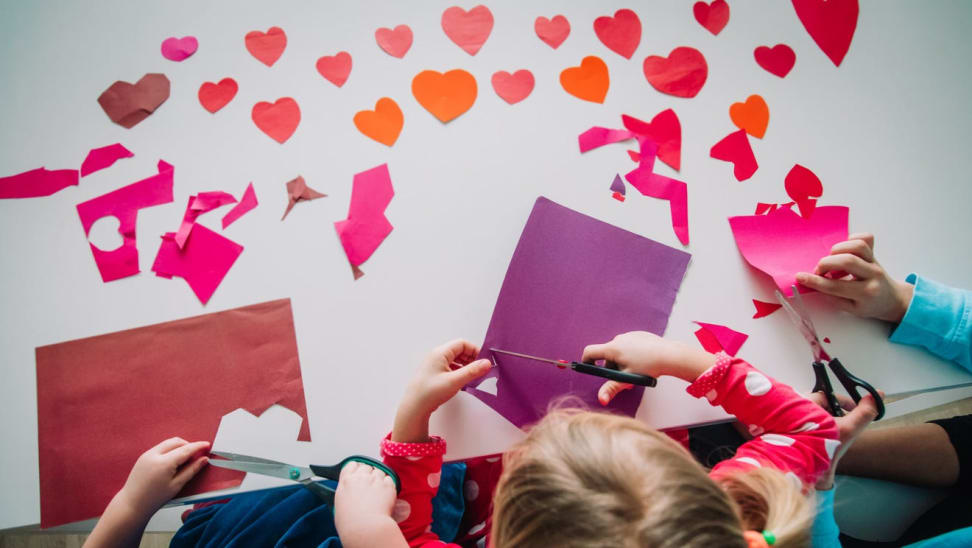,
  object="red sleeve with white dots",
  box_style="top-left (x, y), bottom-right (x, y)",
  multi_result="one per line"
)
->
top-left (380, 434), bottom-right (461, 548)
top-left (687, 353), bottom-right (840, 486)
